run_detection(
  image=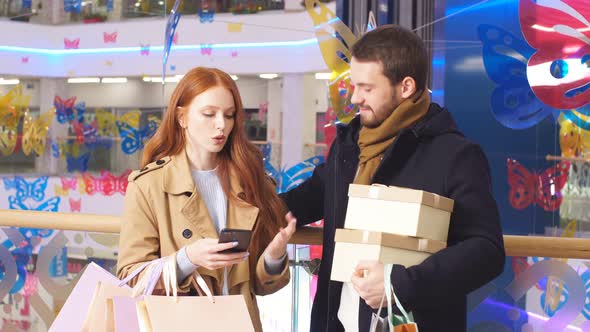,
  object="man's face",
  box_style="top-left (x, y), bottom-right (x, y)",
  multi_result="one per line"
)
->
top-left (350, 57), bottom-right (402, 128)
